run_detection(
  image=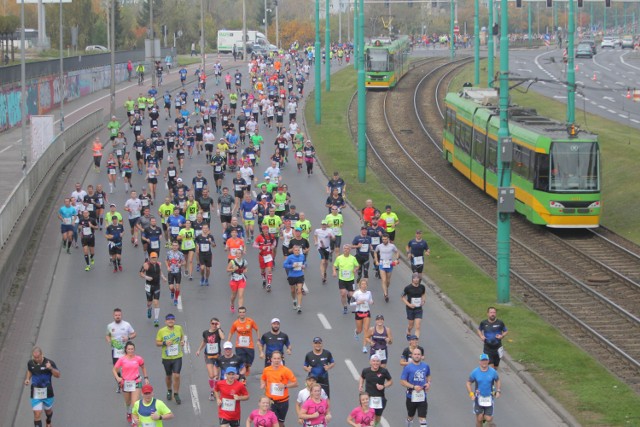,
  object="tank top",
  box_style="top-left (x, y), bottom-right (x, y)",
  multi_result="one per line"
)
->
top-left (371, 326), bottom-right (388, 351)
top-left (231, 258), bottom-right (247, 281)
top-left (146, 262), bottom-right (161, 286)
